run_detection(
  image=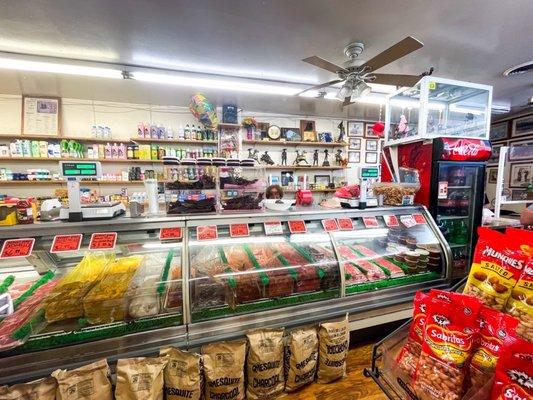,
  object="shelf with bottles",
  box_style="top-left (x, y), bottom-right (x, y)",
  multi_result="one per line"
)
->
top-left (242, 139), bottom-right (347, 148)
top-left (0, 134), bottom-right (121, 144)
top-left (0, 156), bottom-right (163, 163)
top-left (437, 218), bottom-right (470, 247)
top-left (0, 180), bottom-right (144, 185)
top-left (131, 137), bottom-right (217, 145)
top-left (264, 165), bottom-right (346, 170)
